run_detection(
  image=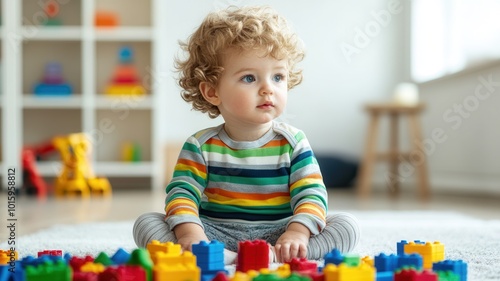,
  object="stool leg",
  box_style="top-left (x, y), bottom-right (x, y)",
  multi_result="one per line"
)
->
top-left (408, 114), bottom-right (431, 200)
top-left (389, 113), bottom-right (400, 196)
top-left (357, 113), bottom-right (380, 199)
